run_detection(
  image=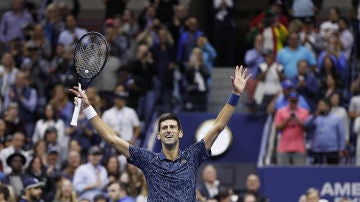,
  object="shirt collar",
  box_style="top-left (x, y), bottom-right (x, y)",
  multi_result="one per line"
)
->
top-left (159, 149), bottom-right (182, 161)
